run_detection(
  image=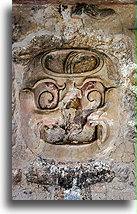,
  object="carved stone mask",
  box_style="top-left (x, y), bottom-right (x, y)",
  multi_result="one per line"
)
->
top-left (12, 2), bottom-right (136, 201)
top-left (19, 48), bottom-right (120, 161)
